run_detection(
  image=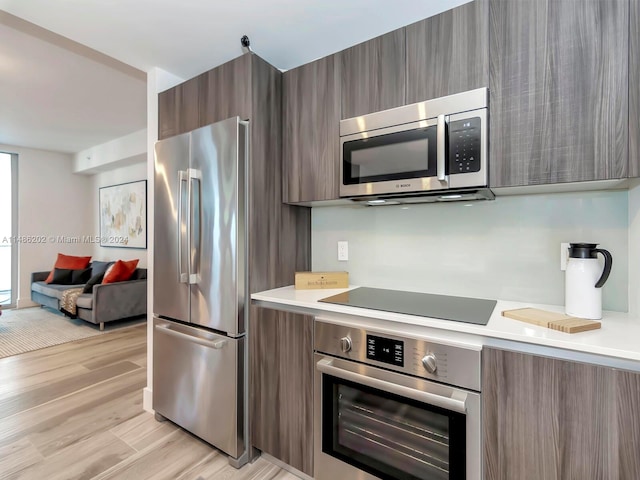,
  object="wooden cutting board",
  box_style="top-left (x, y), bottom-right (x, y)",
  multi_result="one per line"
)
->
top-left (502, 307), bottom-right (601, 333)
